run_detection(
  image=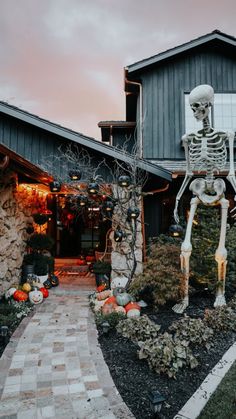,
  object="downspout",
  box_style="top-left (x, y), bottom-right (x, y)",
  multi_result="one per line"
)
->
top-left (124, 68), bottom-right (143, 158)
